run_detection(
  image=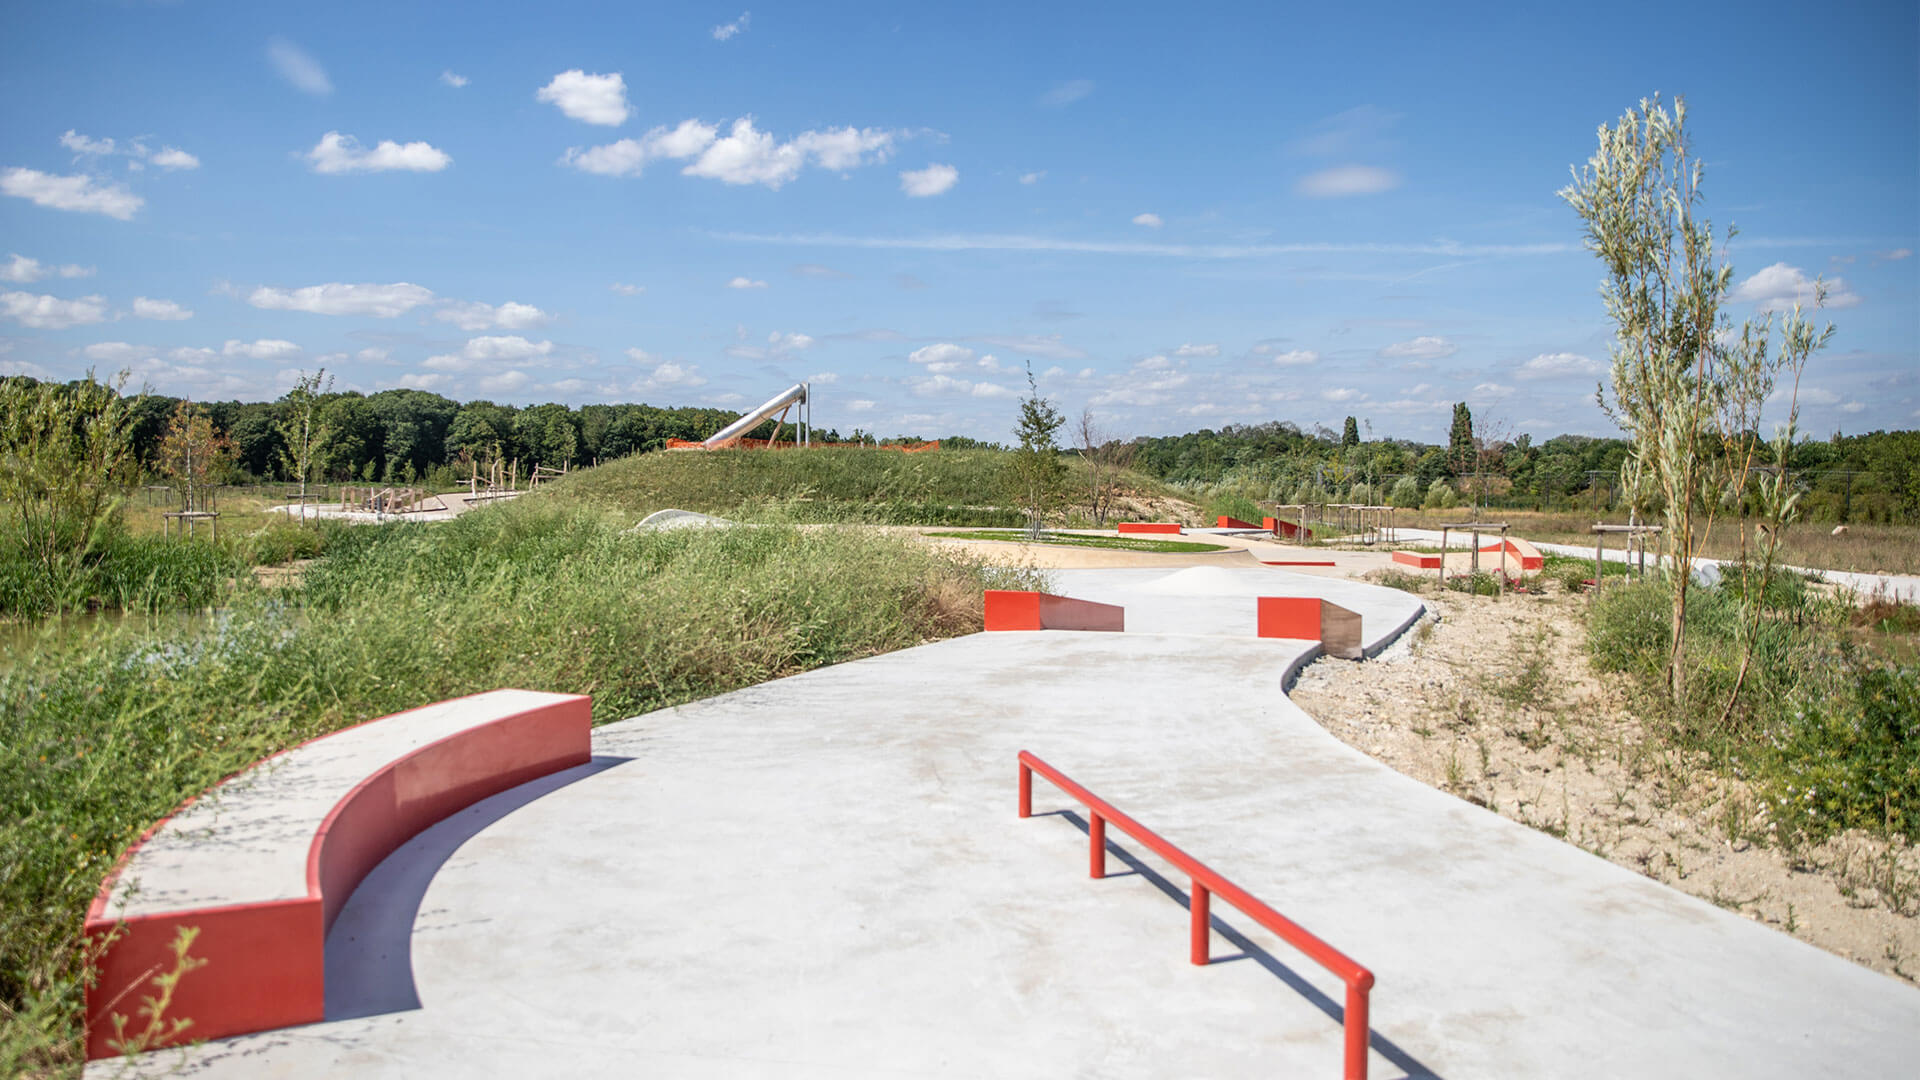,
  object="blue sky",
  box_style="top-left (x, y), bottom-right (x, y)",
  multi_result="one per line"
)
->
top-left (2, 0), bottom-right (1915, 444)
